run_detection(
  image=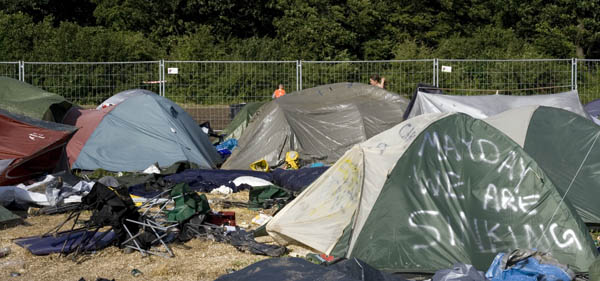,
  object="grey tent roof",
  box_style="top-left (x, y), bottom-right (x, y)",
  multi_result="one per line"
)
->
top-left (407, 89), bottom-right (590, 120)
top-left (222, 83), bottom-right (409, 169)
